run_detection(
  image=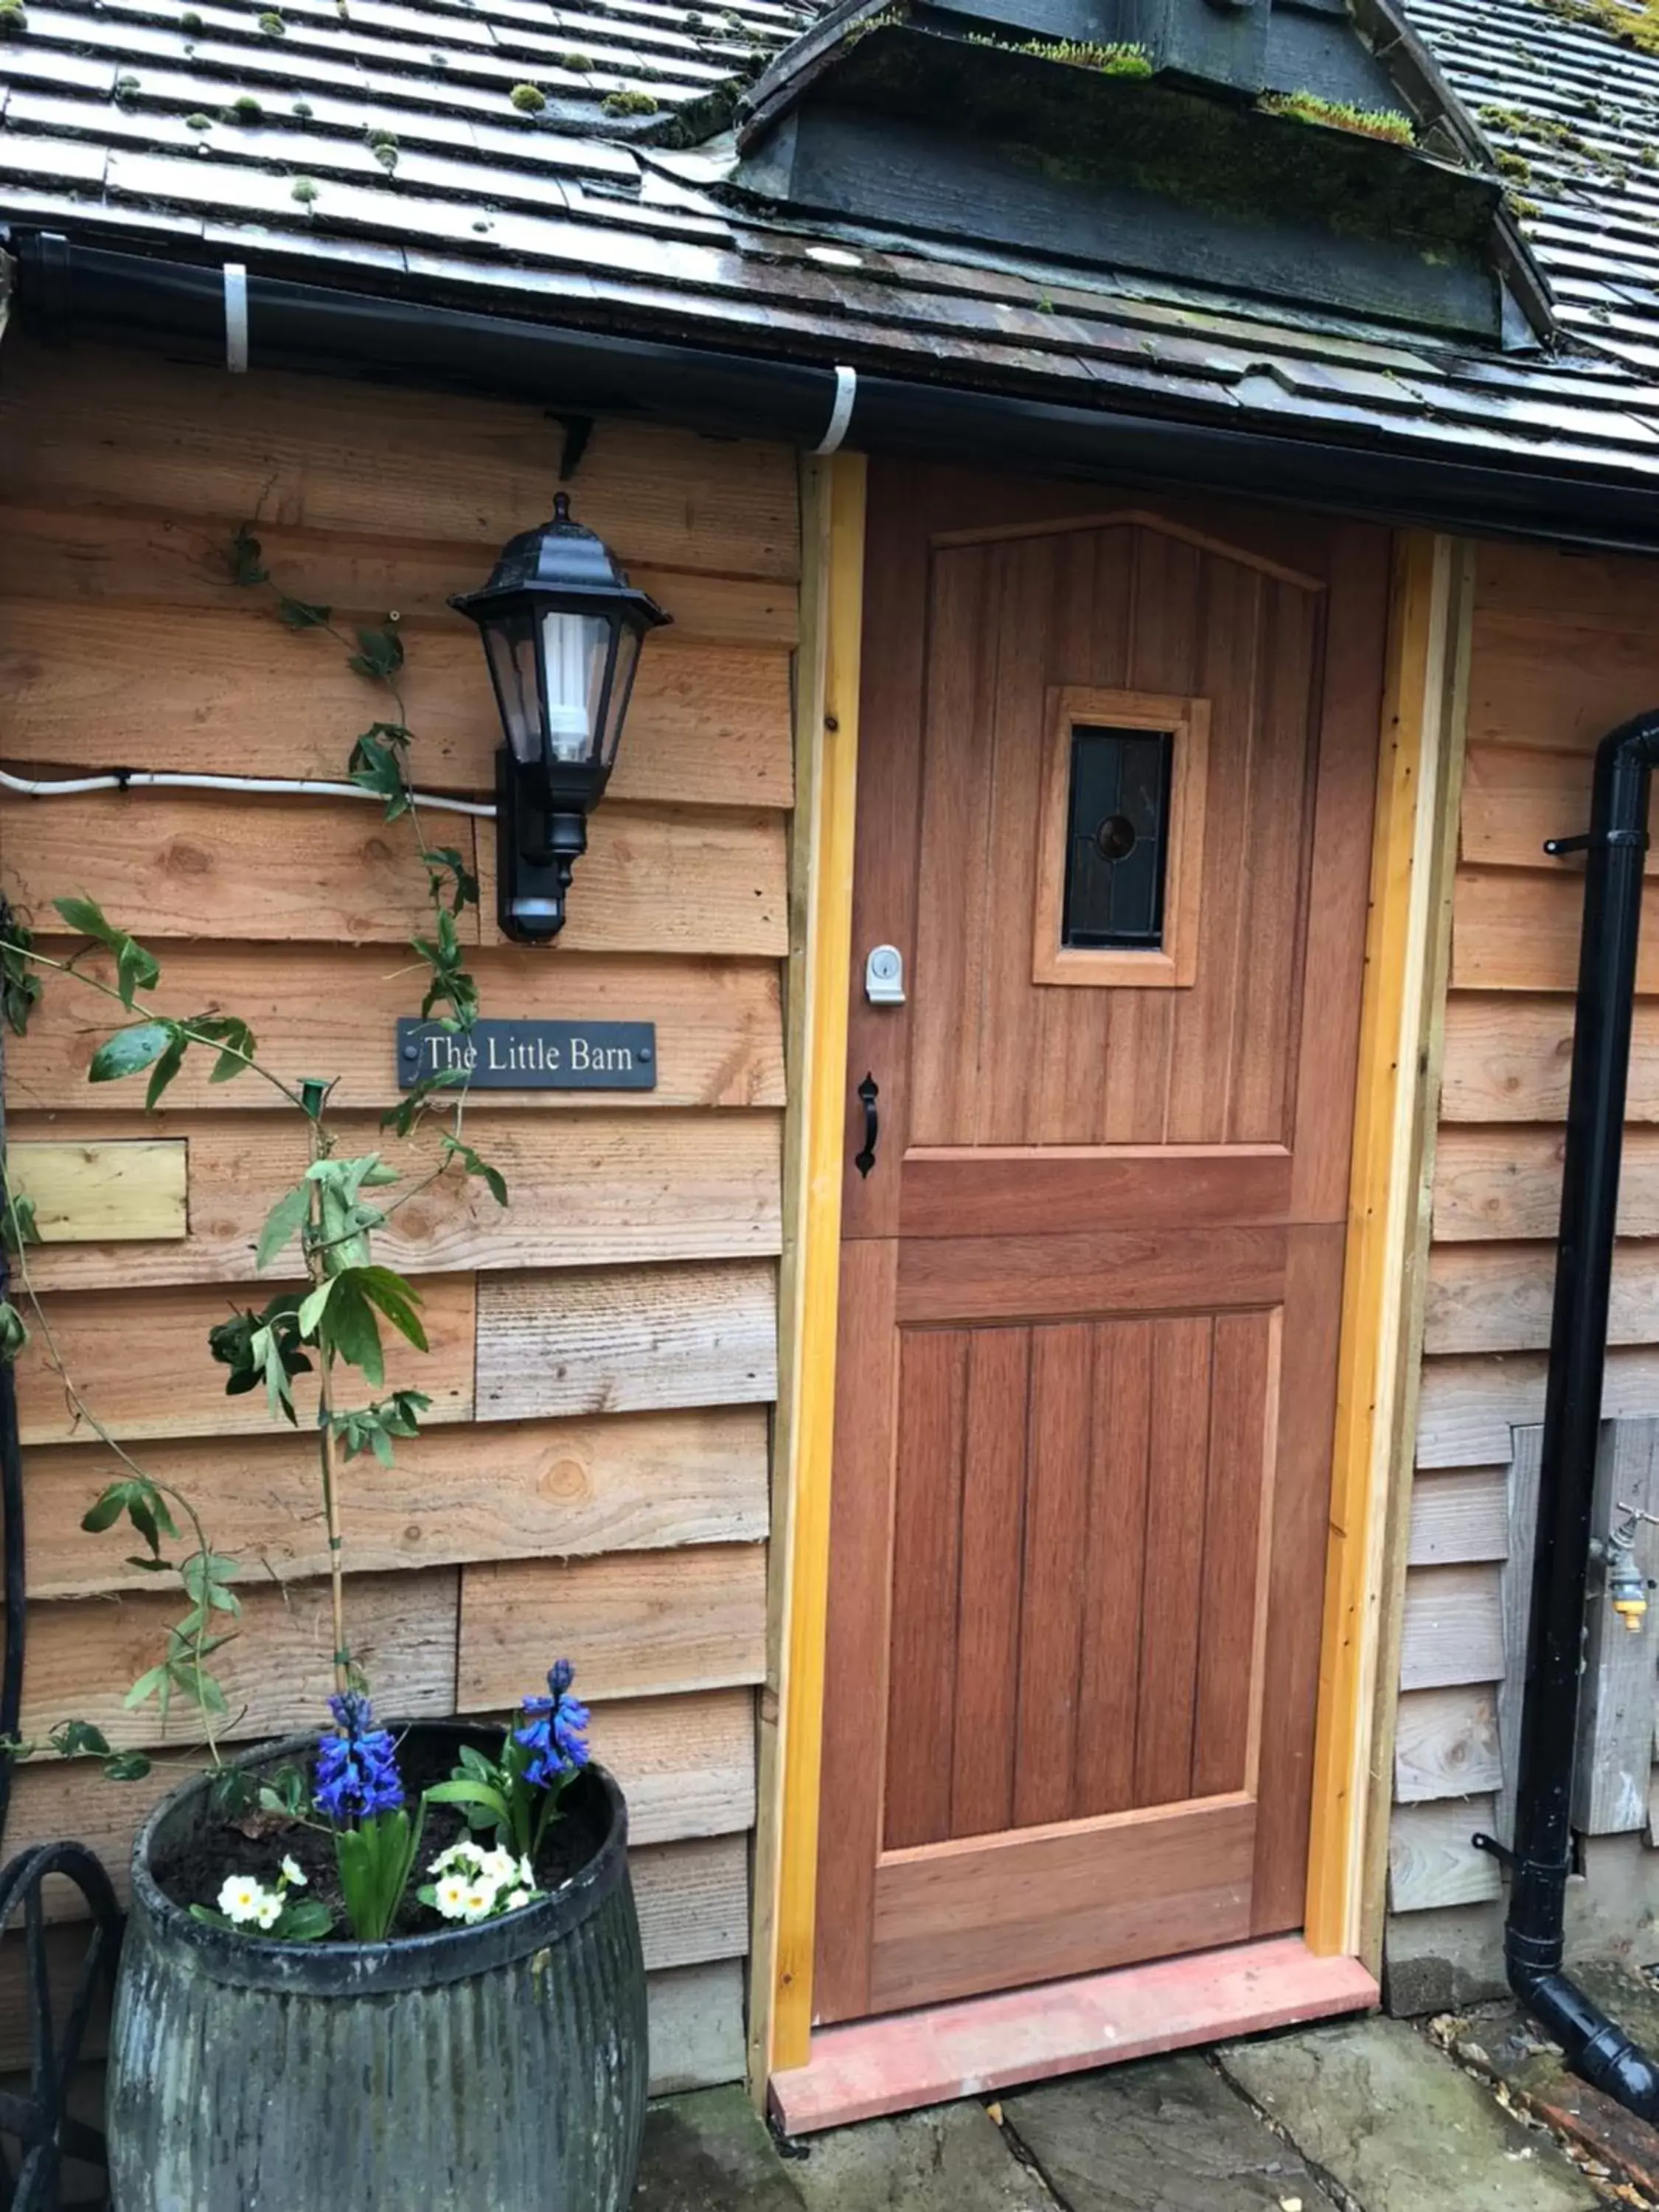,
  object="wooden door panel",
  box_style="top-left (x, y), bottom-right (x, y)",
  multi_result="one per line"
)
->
top-left (896, 1225), bottom-right (1288, 1324)
top-left (869, 1796), bottom-right (1257, 2011)
top-left (815, 462), bottom-right (1386, 2025)
top-left (899, 1146), bottom-right (1295, 1237)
